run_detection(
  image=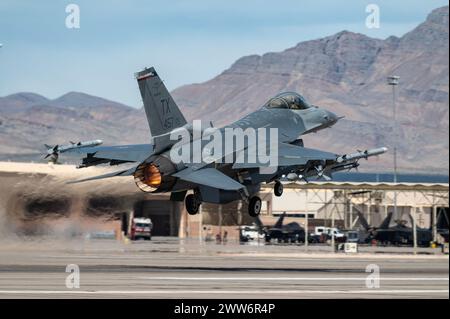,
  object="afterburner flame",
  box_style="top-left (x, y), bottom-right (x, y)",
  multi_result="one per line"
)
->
top-left (144, 164), bottom-right (162, 188)
top-left (134, 156), bottom-right (177, 193)
top-left (134, 163), bottom-right (161, 192)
